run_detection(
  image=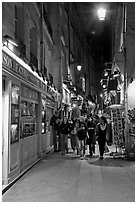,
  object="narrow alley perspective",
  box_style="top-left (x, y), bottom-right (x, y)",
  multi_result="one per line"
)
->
top-left (2, 2), bottom-right (135, 203)
top-left (2, 144), bottom-right (135, 202)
